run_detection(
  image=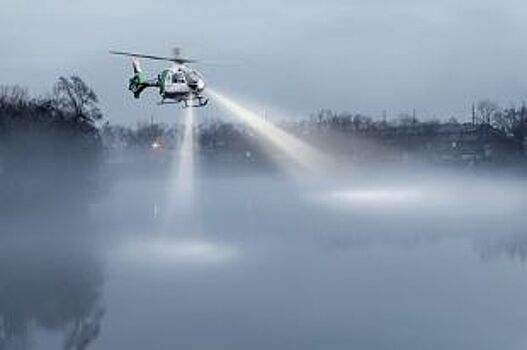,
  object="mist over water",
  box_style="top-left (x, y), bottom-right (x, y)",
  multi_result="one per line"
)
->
top-left (3, 0), bottom-right (527, 344)
top-left (2, 131), bottom-right (527, 350)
